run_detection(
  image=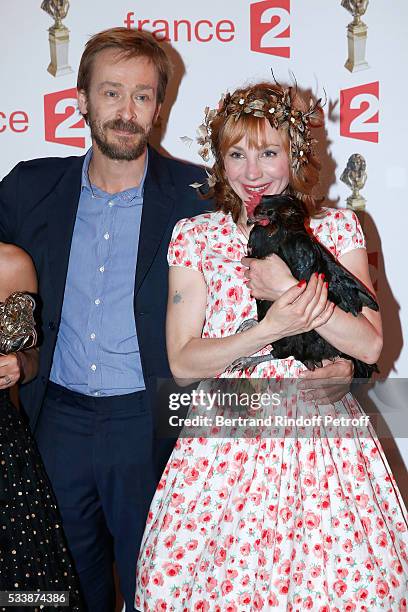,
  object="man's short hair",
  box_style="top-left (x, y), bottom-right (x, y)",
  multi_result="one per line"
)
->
top-left (77, 27), bottom-right (172, 104)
